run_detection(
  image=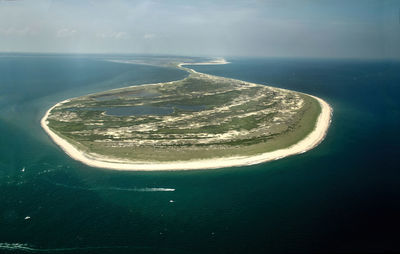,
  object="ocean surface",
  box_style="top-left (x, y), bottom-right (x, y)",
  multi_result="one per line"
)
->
top-left (0, 54), bottom-right (399, 253)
